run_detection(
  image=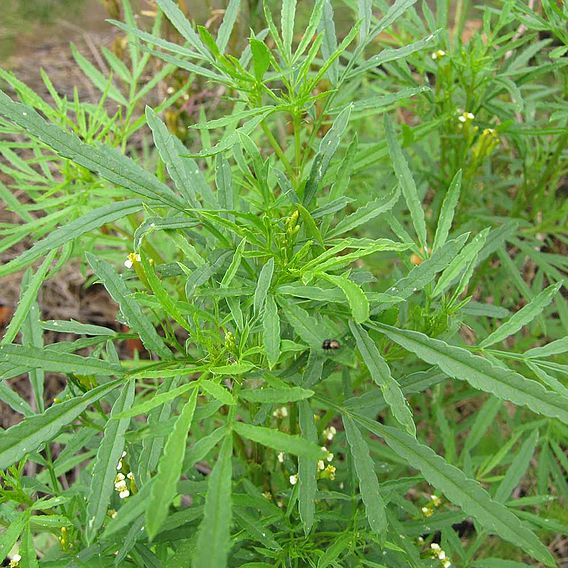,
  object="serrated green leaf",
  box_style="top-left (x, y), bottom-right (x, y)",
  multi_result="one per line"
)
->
top-left (193, 435), bottom-right (233, 568)
top-left (0, 379), bottom-right (122, 469)
top-left (495, 431), bottom-right (538, 503)
top-left (201, 379), bottom-right (236, 406)
top-left (298, 400), bottom-right (318, 533)
top-left (323, 274), bottom-right (369, 323)
top-left (328, 187), bottom-right (400, 239)
top-left (250, 38), bottom-right (271, 81)
top-left (432, 228), bottom-right (490, 297)
top-left (304, 104), bottom-right (352, 205)
top-left (372, 323), bottom-right (568, 424)
top-left (480, 281), bottom-right (563, 348)
top-left (0, 200), bottom-right (142, 278)
top-left (0, 511), bottom-right (28, 562)
top-left (281, 0), bottom-right (297, 57)
top-left (0, 90), bottom-right (183, 209)
top-left (343, 414), bottom-right (387, 534)
top-left (234, 422), bottom-right (325, 459)
top-left (263, 293), bottom-right (280, 369)
top-left (1, 250), bottom-right (56, 345)
top-left (146, 388), bottom-right (198, 539)
top-left (384, 114), bottom-right (427, 248)
top-left (70, 43), bottom-right (128, 105)
top-left (432, 170), bottom-right (462, 251)
top-left (254, 257), bottom-right (274, 315)
top-left (217, 0), bottom-right (240, 53)
top-left (349, 322), bottom-right (415, 435)
top-left (86, 380), bottom-right (135, 543)
top-left (0, 344), bottom-right (122, 376)
top-left (145, 106), bottom-right (199, 208)
top-left (240, 386), bottom-right (313, 403)
top-left (354, 414), bottom-right (555, 567)
top-left (87, 253), bottom-right (172, 359)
